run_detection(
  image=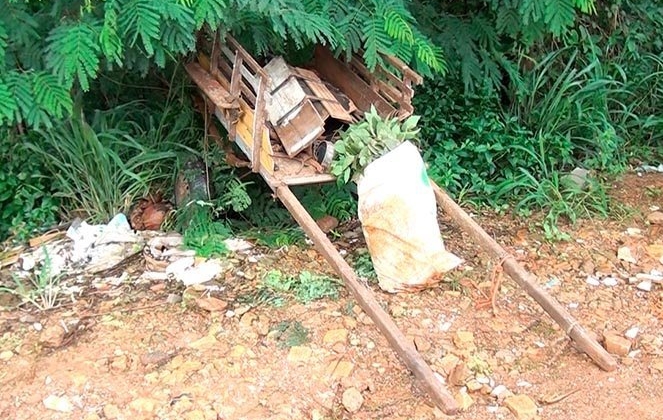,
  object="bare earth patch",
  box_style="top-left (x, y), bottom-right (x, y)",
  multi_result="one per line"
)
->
top-left (2, 173), bottom-right (663, 420)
